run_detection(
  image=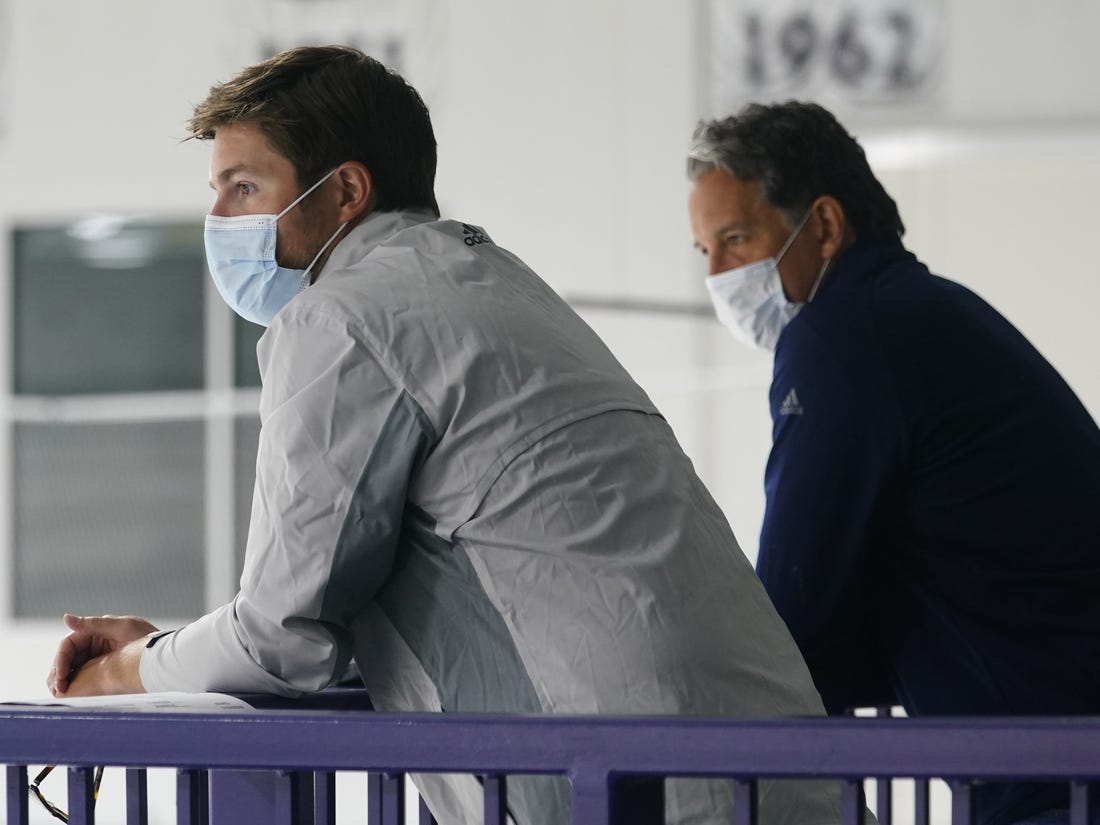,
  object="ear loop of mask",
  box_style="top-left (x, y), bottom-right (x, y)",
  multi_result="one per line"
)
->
top-left (276, 167), bottom-right (348, 281)
top-left (776, 205), bottom-right (831, 304)
top-left (302, 220), bottom-right (350, 281)
top-left (807, 257), bottom-right (831, 302)
top-left (275, 167), bottom-right (339, 221)
top-left (774, 207), bottom-right (814, 265)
